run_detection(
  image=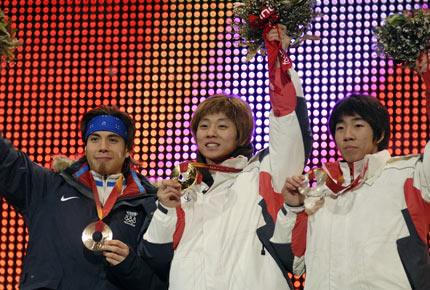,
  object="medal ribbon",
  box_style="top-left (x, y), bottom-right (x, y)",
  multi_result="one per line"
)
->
top-left (322, 161), bottom-right (368, 196)
top-left (181, 161), bottom-right (243, 173)
top-left (89, 175), bottom-right (124, 232)
top-left (305, 160), bottom-right (369, 197)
